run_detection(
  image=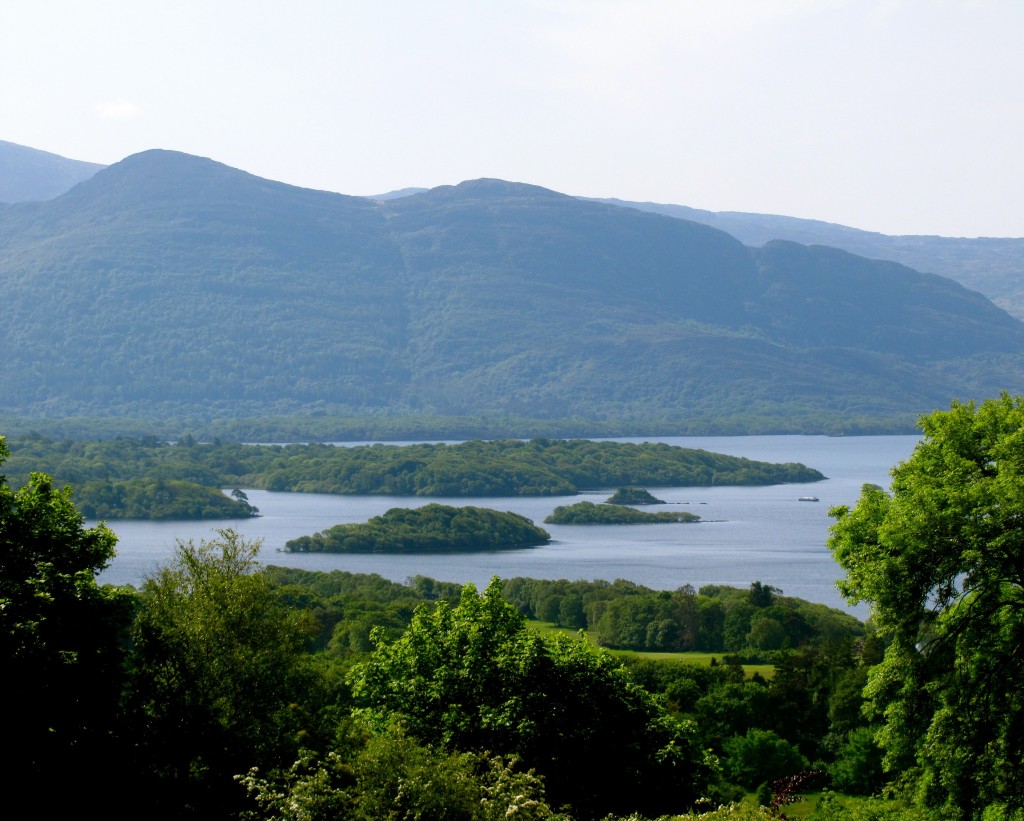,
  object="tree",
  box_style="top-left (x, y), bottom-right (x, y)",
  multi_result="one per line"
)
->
top-left (722, 728), bottom-right (808, 790)
top-left (0, 436), bottom-right (134, 807)
top-left (350, 577), bottom-right (716, 819)
top-left (828, 394), bottom-right (1024, 818)
top-left (126, 529), bottom-right (322, 814)
top-left (748, 580), bottom-right (780, 608)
